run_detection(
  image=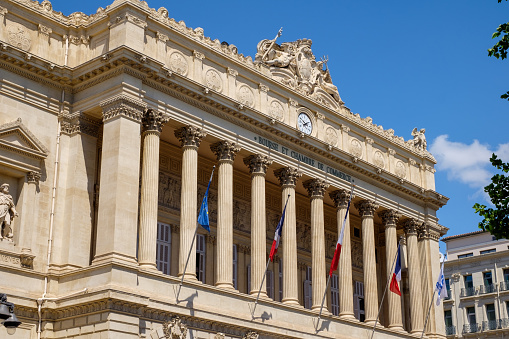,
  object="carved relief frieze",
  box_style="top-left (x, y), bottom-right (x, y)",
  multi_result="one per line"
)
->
top-left (325, 126), bottom-right (338, 146)
top-left (351, 239), bottom-right (363, 269)
top-left (233, 199), bottom-right (250, 233)
top-left (163, 316), bottom-right (188, 339)
top-left (242, 331), bottom-right (259, 339)
top-left (204, 69), bottom-right (223, 92)
top-left (269, 100), bottom-right (284, 122)
top-left (296, 221), bottom-right (311, 252)
top-left (7, 22), bottom-right (31, 51)
top-left (158, 173), bottom-right (181, 211)
top-left (349, 138), bottom-right (362, 157)
top-left (237, 85), bottom-right (255, 108)
top-left (395, 160), bottom-right (406, 179)
top-left (373, 150), bottom-right (385, 169)
top-left (168, 51), bottom-right (188, 76)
